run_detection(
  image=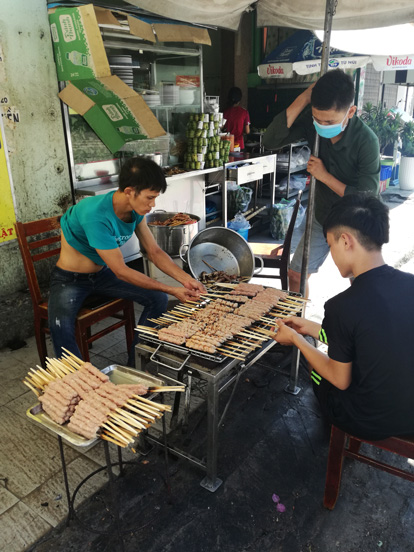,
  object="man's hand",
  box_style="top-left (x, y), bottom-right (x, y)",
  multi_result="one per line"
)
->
top-left (282, 316), bottom-right (321, 339)
top-left (170, 286), bottom-right (201, 303)
top-left (271, 320), bottom-right (299, 346)
top-left (183, 277), bottom-right (206, 294)
top-left (307, 155), bottom-right (329, 182)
